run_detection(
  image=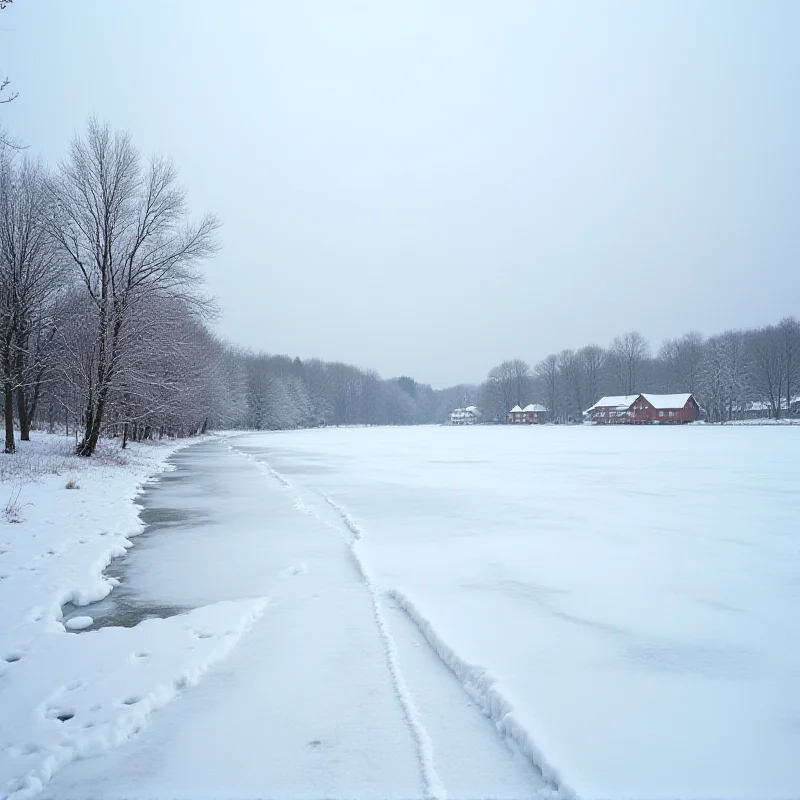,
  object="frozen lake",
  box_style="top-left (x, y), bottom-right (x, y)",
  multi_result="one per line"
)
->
top-left (48, 425), bottom-right (800, 800)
